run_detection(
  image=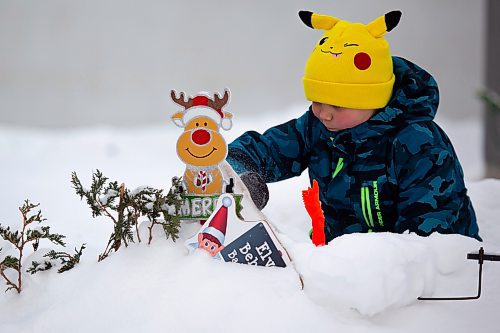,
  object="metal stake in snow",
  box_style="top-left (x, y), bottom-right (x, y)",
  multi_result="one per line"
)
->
top-left (418, 247), bottom-right (500, 301)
